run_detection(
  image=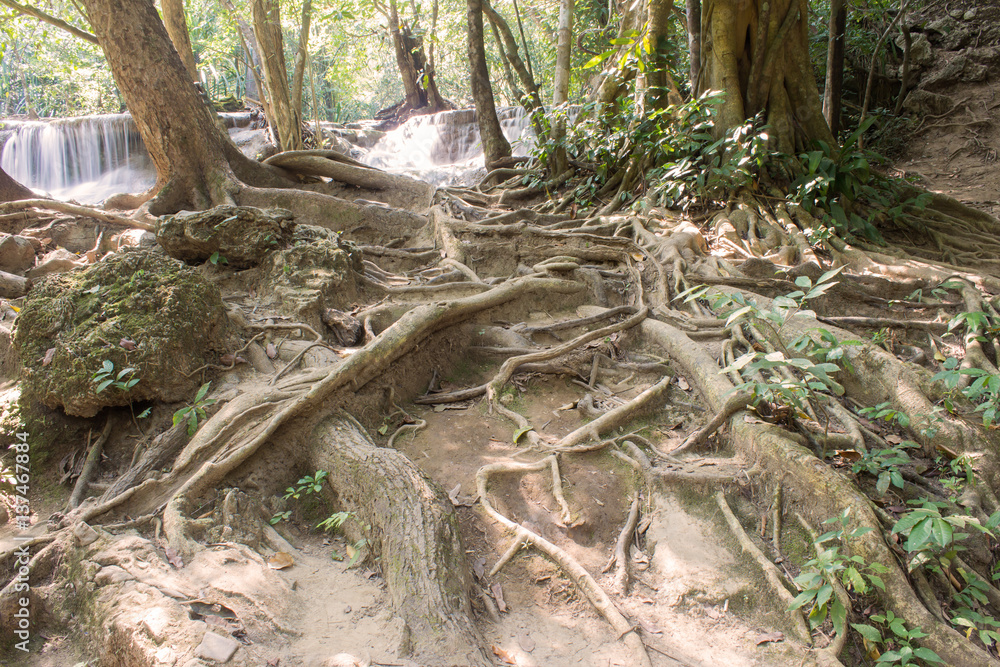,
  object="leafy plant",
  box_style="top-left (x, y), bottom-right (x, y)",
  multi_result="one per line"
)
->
top-left (208, 251), bottom-right (228, 266)
top-left (852, 441), bottom-right (915, 496)
top-left (891, 500), bottom-right (985, 572)
top-left (789, 511), bottom-right (887, 636)
top-left (283, 469), bottom-right (328, 500)
top-left (932, 357), bottom-right (1000, 428)
top-left (317, 510), bottom-right (369, 566)
top-left (92, 359), bottom-right (139, 394)
top-left (171, 382), bottom-right (217, 436)
top-left (851, 611), bottom-right (944, 666)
